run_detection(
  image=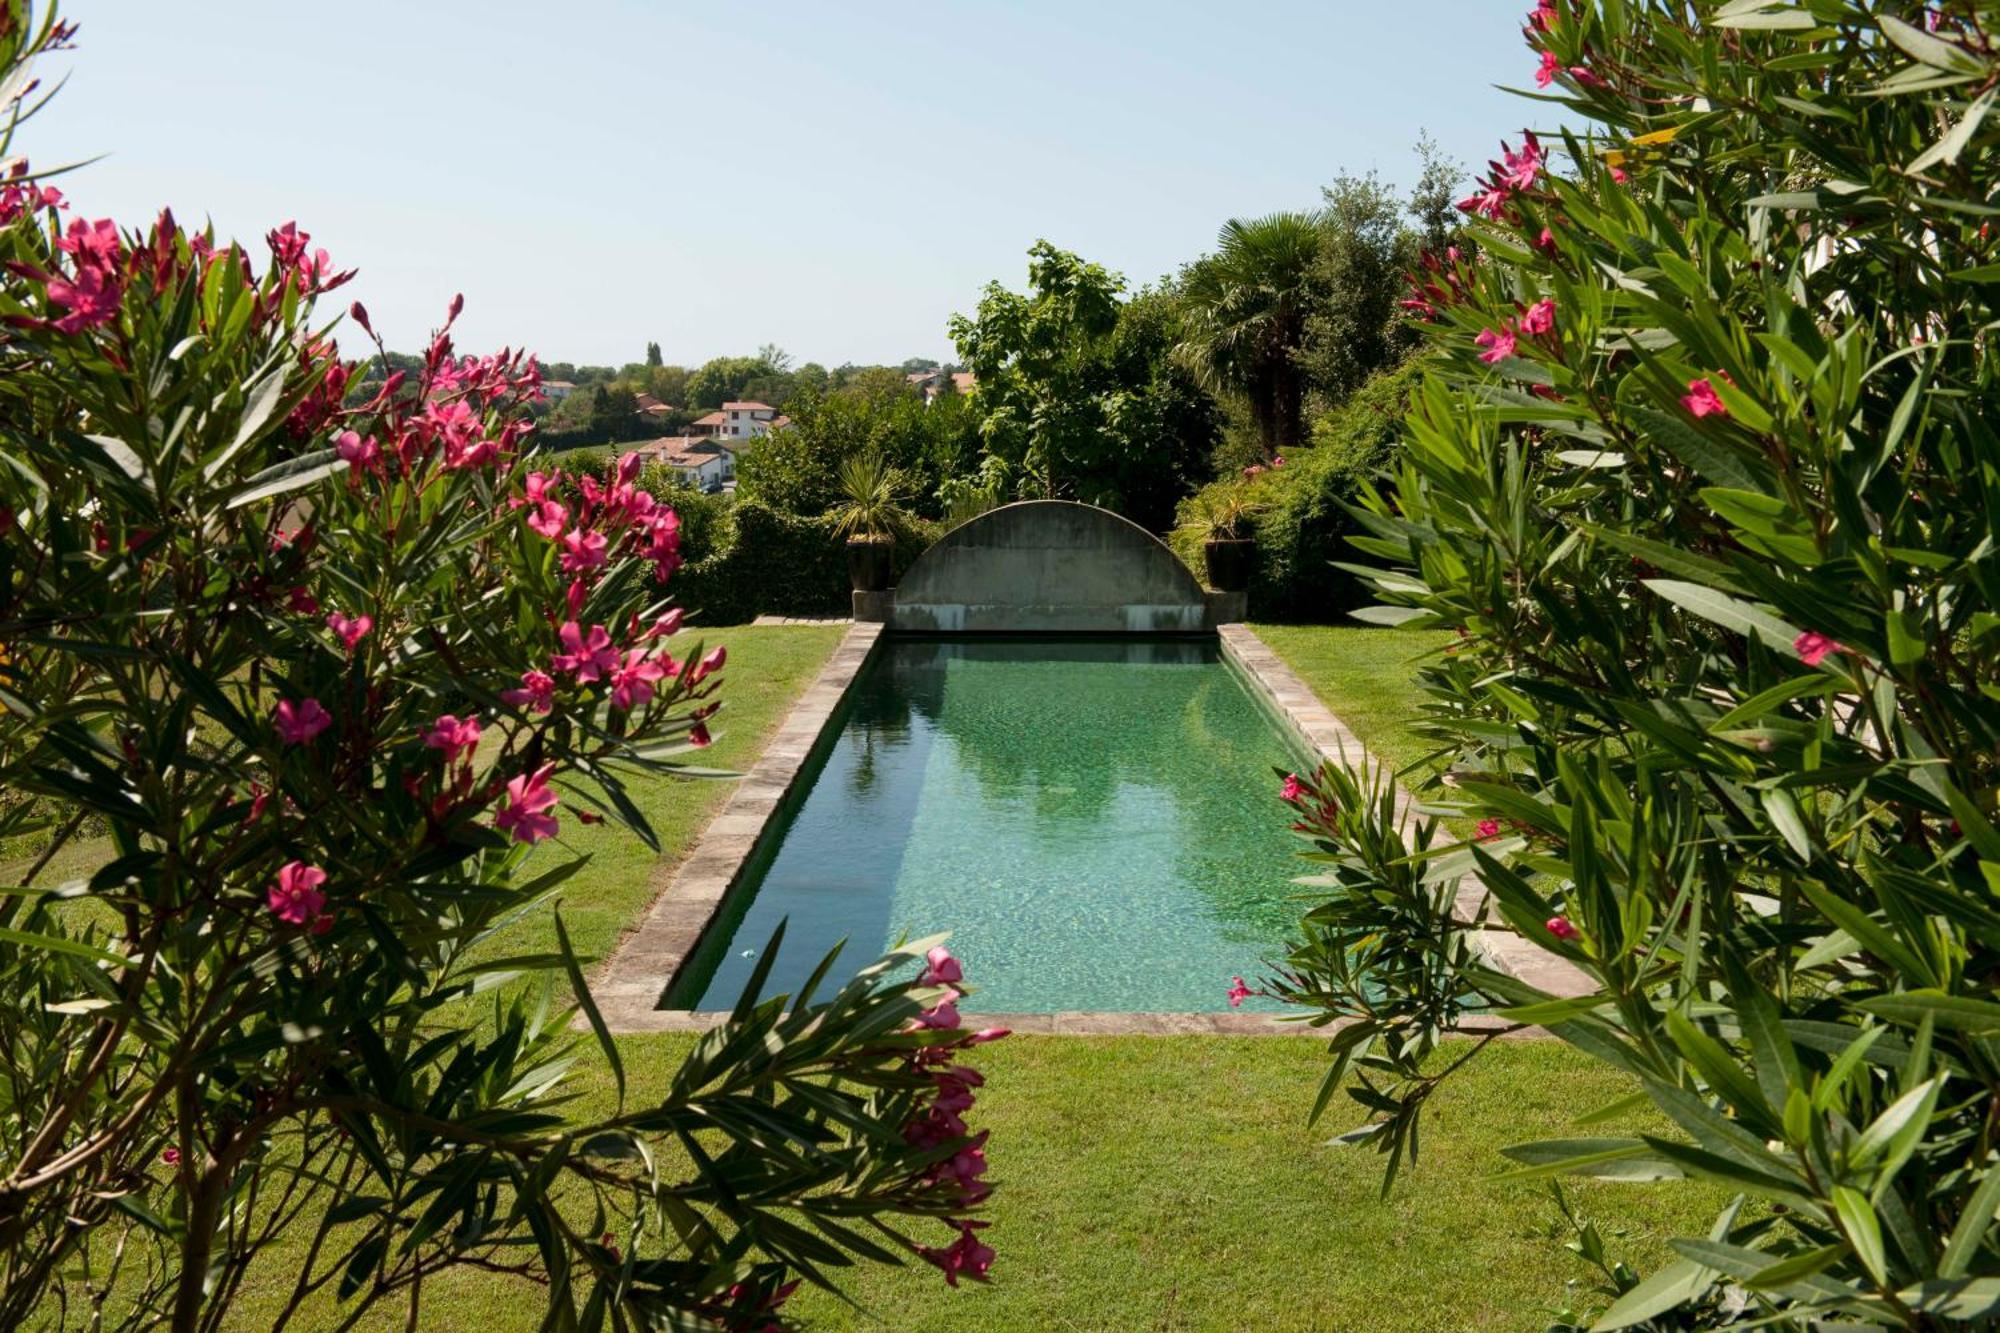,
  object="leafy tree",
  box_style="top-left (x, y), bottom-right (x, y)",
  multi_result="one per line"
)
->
top-left (684, 355), bottom-right (766, 410)
top-left (737, 382), bottom-right (978, 519)
top-left (585, 382), bottom-right (641, 441)
top-left (1300, 172), bottom-right (1421, 405)
top-left (1266, 2), bottom-right (2000, 1327)
top-left (1176, 213), bottom-right (1323, 460)
top-left (950, 242), bottom-right (1218, 527)
top-left (645, 339), bottom-right (662, 366)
